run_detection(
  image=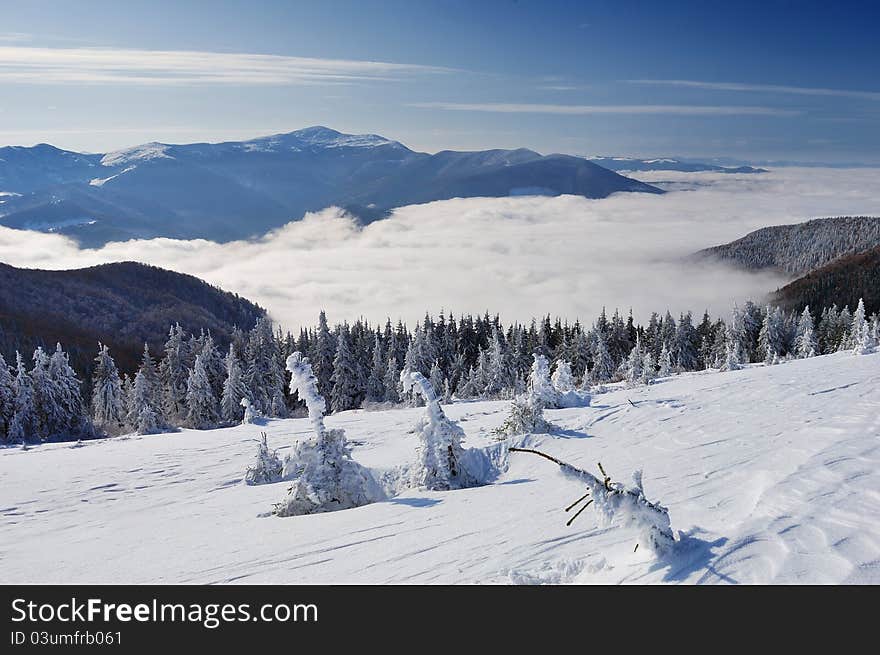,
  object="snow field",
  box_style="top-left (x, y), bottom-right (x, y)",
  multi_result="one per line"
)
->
top-left (0, 350), bottom-right (878, 584)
